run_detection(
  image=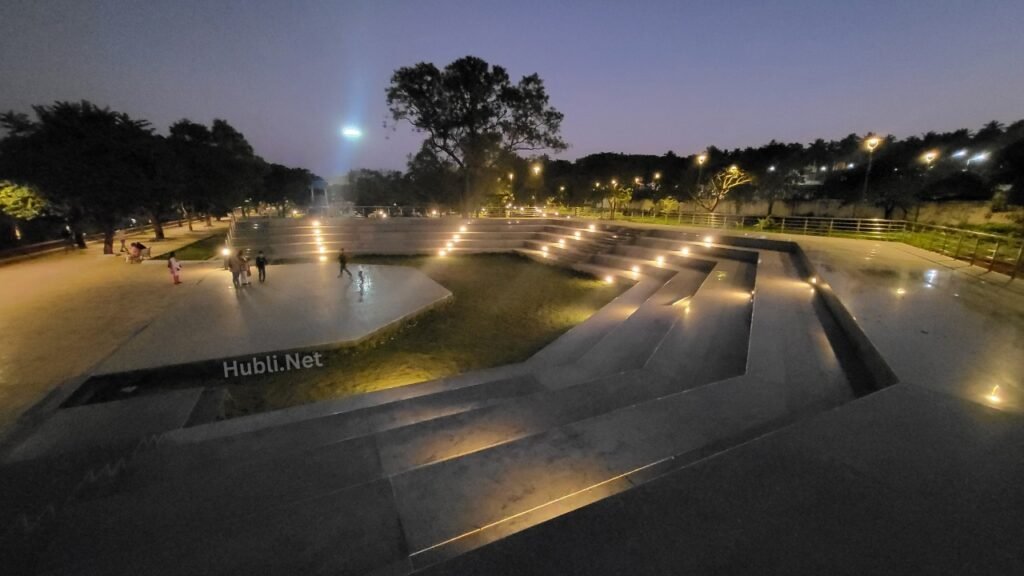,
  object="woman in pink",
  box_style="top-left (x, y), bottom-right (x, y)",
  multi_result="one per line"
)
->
top-left (168, 251), bottom-right (182, 285)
